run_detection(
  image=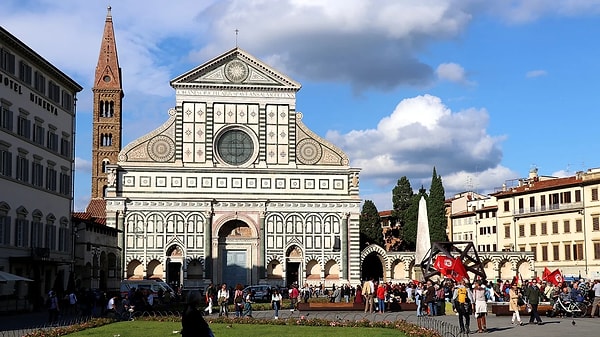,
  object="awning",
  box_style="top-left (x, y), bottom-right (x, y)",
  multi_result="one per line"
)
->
top-left (0, 270), bottom-right (34, 282)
